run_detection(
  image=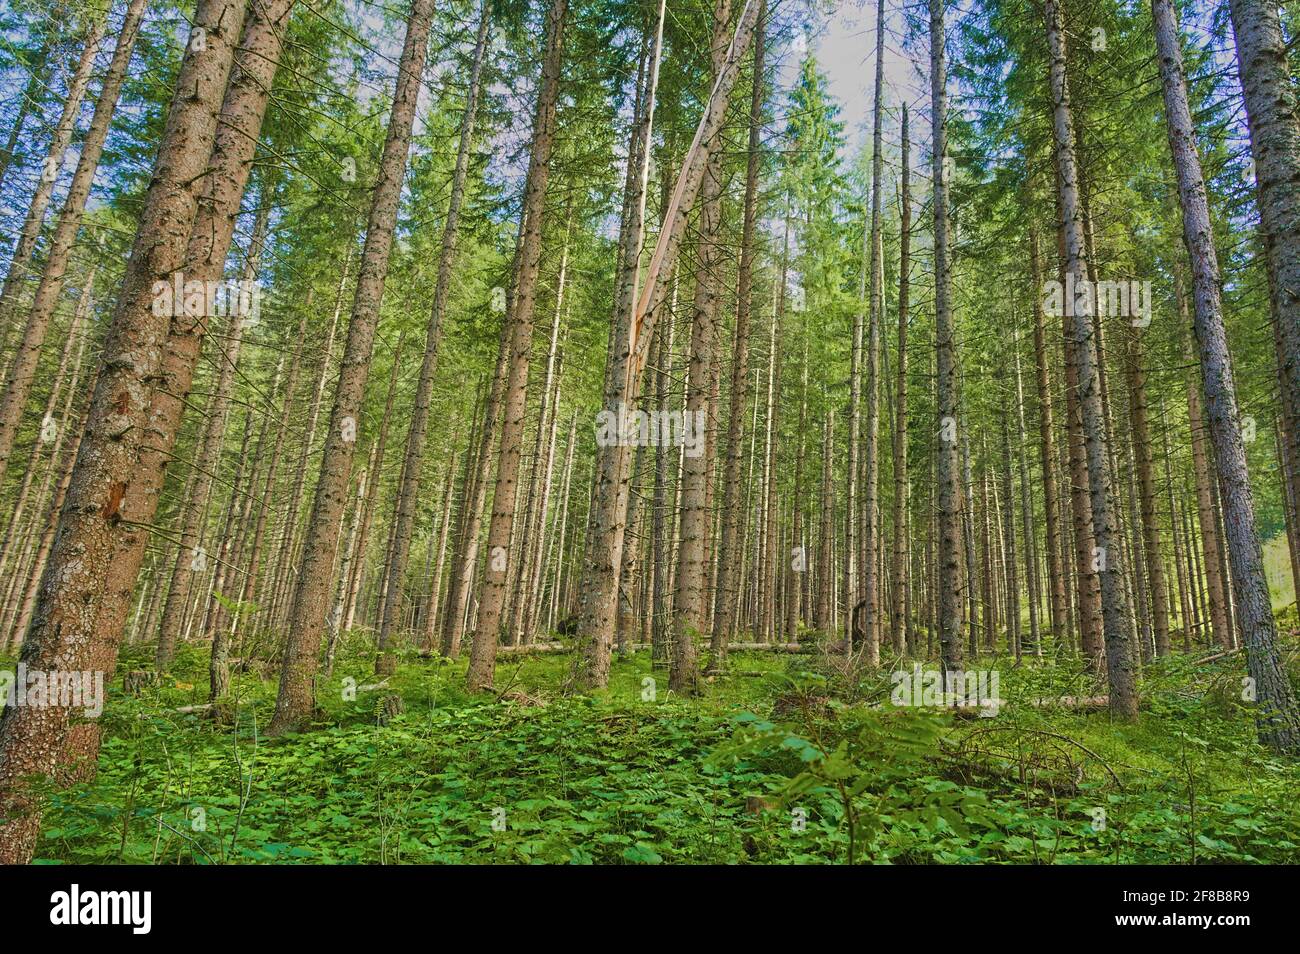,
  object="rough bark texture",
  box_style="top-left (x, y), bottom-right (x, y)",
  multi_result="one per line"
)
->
top-left (1228, 0), bottom-right (1300, 547)
top-left (931, 0), bottom-right (964, 677)
top-left (1155, 0), bottom-right (1300, 752)
top-left (269, 0), bottom-right (436, 733)
top-left (1046, 0), bottom-right (1137, 718)
top-left (464, 0), bottom-right (567, 692)
top-left (0, 0), bottom-right (250, 864)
